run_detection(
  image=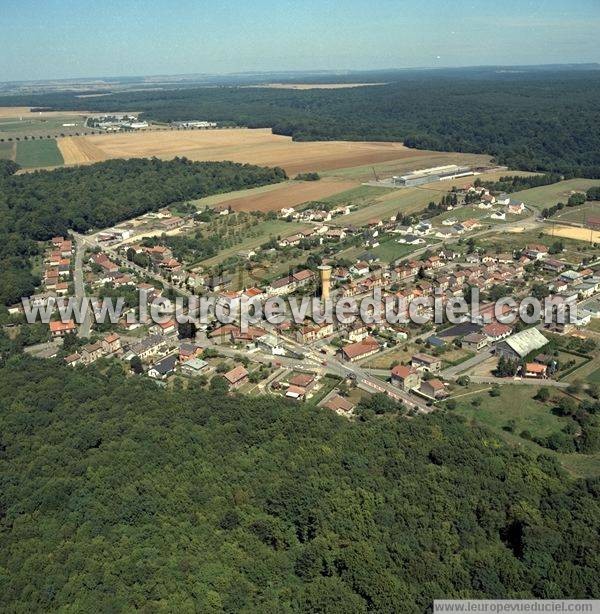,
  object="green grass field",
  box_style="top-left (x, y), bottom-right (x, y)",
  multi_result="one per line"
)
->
top-left (0, 115), bottom-right (86, 139)
top-left (551, 201), bottom-right (600, 226)
top-left (370, 238), bottom-right (420, 263)
top-left (511, 179), bottom-right (600, 211)
top-left (0, 141), bottom-right (15, 160)
top-left (15, 139), bottom-right (64, 168)
top-left (454, 385), bottom-right (600, 478)
top-left (587, 320), bottom-right (600, 333)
